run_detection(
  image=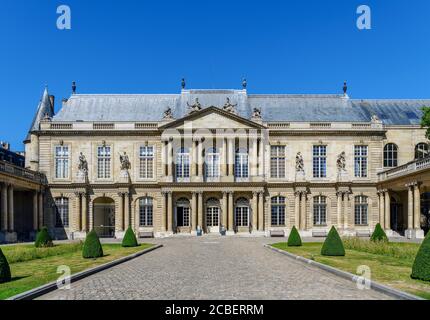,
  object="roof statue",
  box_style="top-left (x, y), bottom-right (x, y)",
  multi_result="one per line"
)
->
top-left (242, 78), bottom-right (247, 89)
top-left (223, 98), bottom-right (237, 114)
top-left (252, 107), bottom-right (262, 119)
top-left (163, 107), bottom-right (174, 120)
top-left (187, 98), bottom-right (202, 114)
